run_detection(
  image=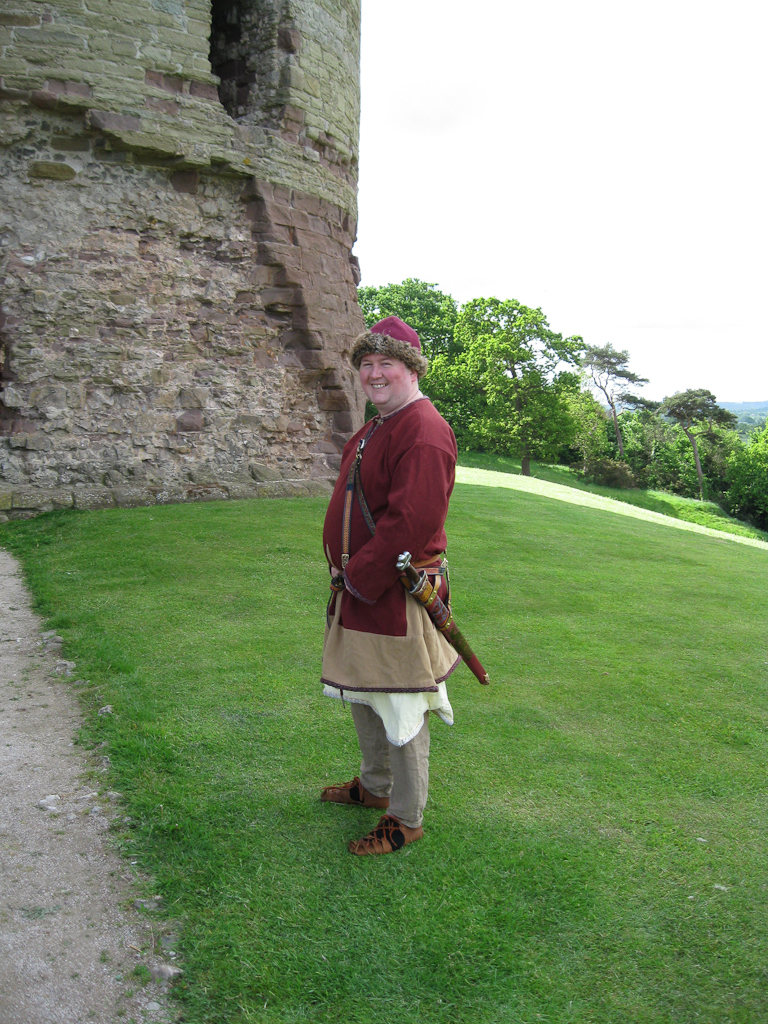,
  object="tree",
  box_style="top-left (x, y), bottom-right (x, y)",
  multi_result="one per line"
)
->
top-left (613, 407), bottom-right (684, 491)
top-left (443, 298), bottom-right (582, 474)
top-left (659, 390), bottom-right (737, 500)
top-left (726, 424), bottom-right (768, 529)
top-left (357, 279), bottom-right (459, 360)
top-left (564, 389), bottom-right (612, 471)
top-left (581, 344), bottom-right (649, 458)
top-left (419, 353), bottom-right (483, 451)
